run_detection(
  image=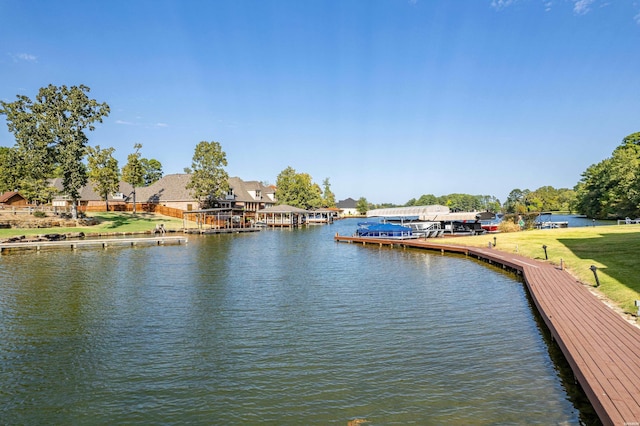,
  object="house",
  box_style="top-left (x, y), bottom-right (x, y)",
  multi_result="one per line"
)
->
top-left (0, 191), bottom-right (28, 207)
top-left (222, 177), bottom-right (277, 213)
top-left (136, 174), bottom-right (277, 213)
top-left (50, 178), bottom-right (134, 210)
top-left (49, 174), bottom-right (277, 217)
top-left (336, 198), bottom-right (359, 216)
top-left (137, 174), bottom-right (196, 211)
